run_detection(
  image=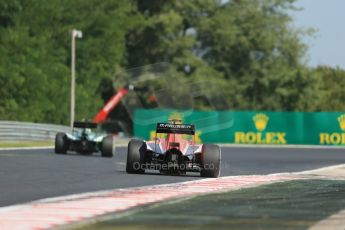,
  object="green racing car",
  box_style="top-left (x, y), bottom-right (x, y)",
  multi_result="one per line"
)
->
top-left (54, 121), bottom-right (114, 157)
